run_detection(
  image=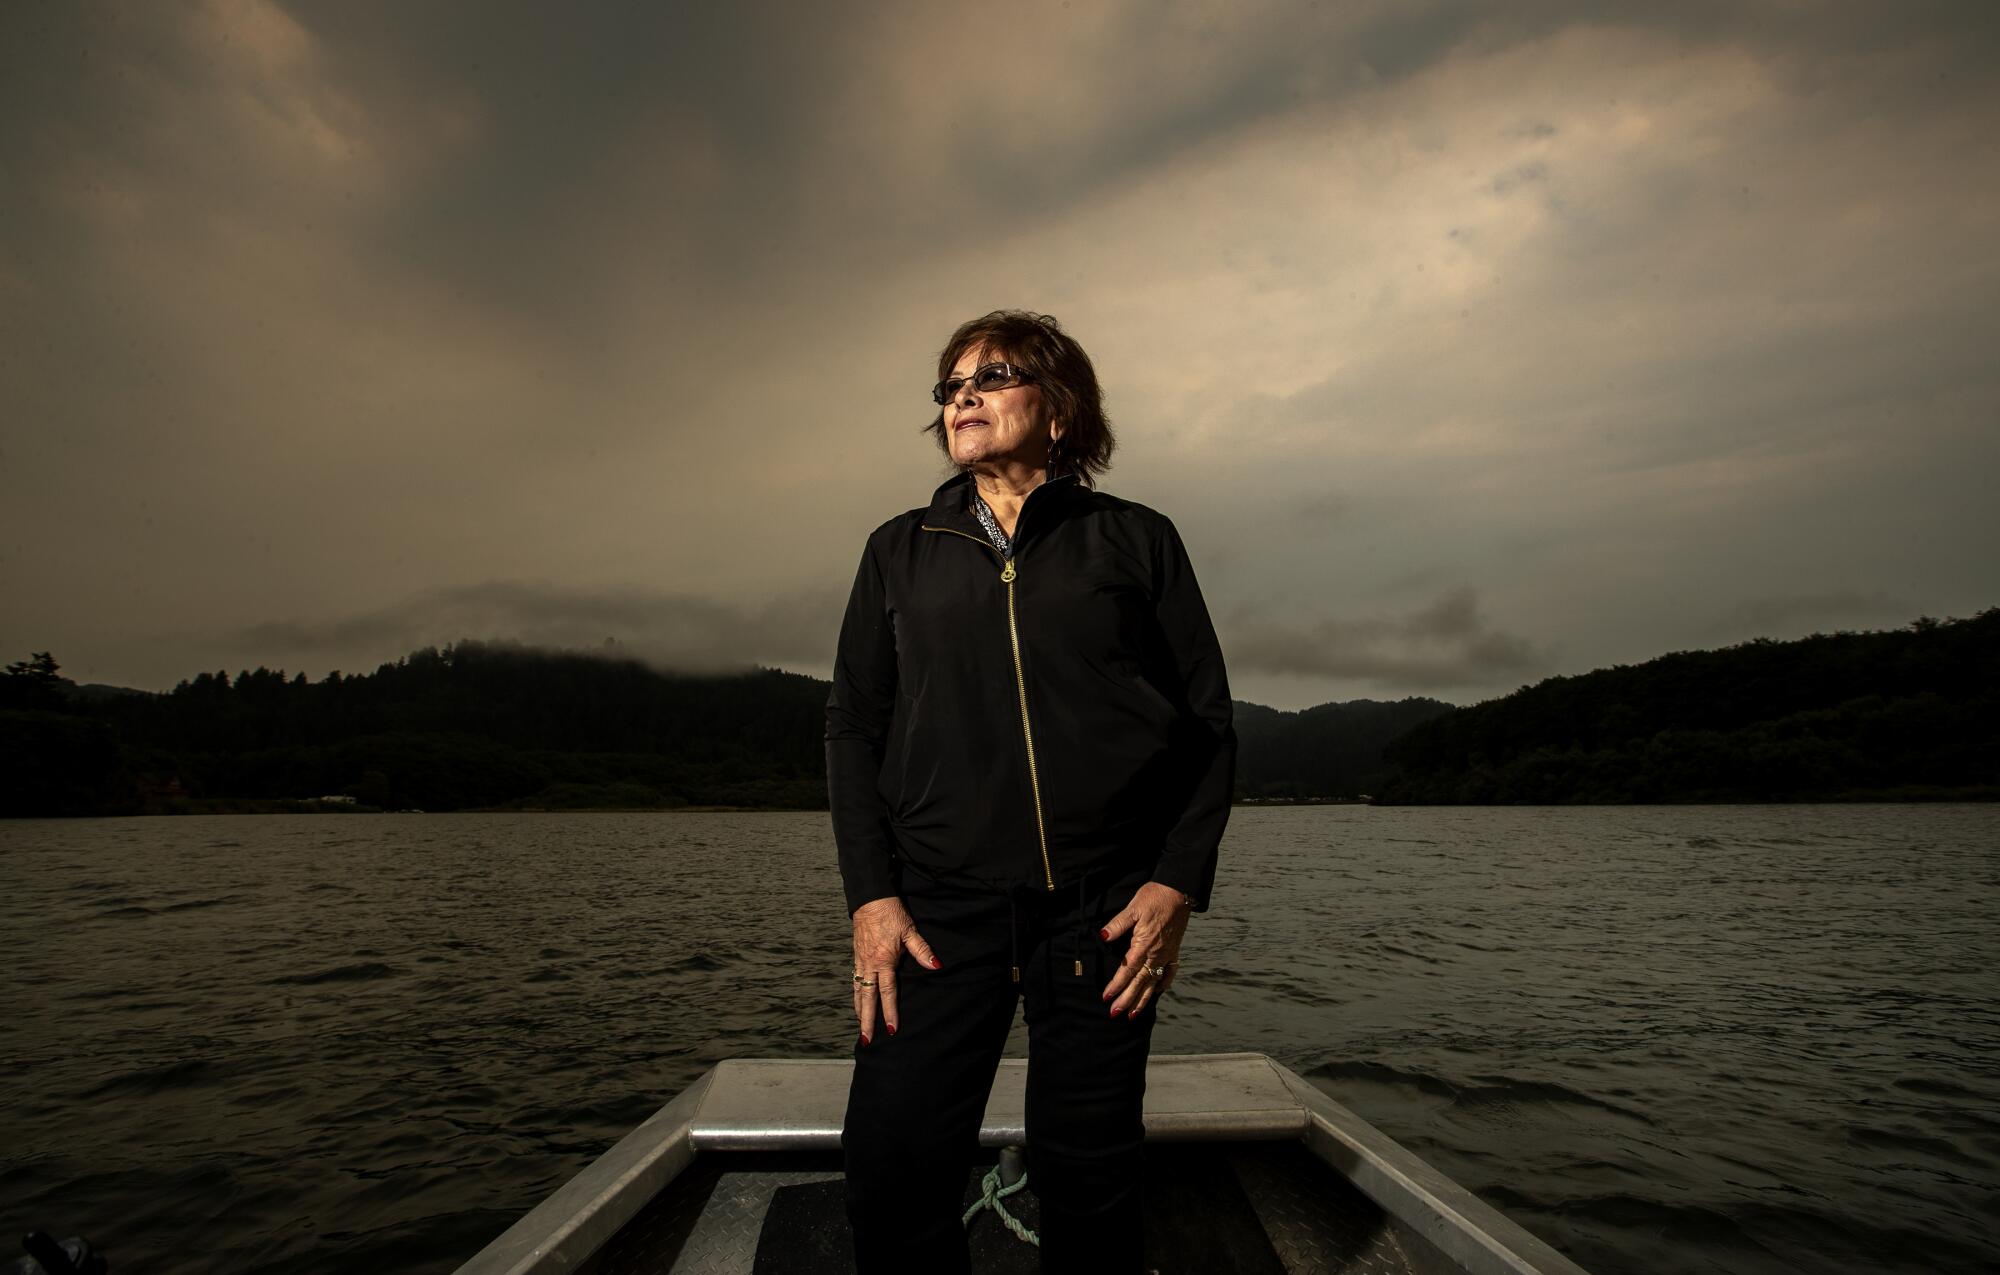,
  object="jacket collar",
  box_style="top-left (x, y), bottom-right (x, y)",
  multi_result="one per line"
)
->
top-left (923, 469), bottom-right (1082, 542)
